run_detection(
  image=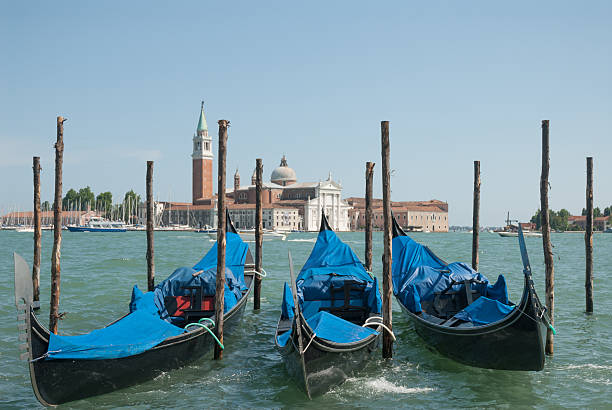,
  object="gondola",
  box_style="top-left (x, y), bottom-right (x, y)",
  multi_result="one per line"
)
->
top-left (392, 216), bottom-right (551, 370)
top-left (13, 212), bottom-right (255, 406)
top-left (275, 213), bottom-right (384, 398)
